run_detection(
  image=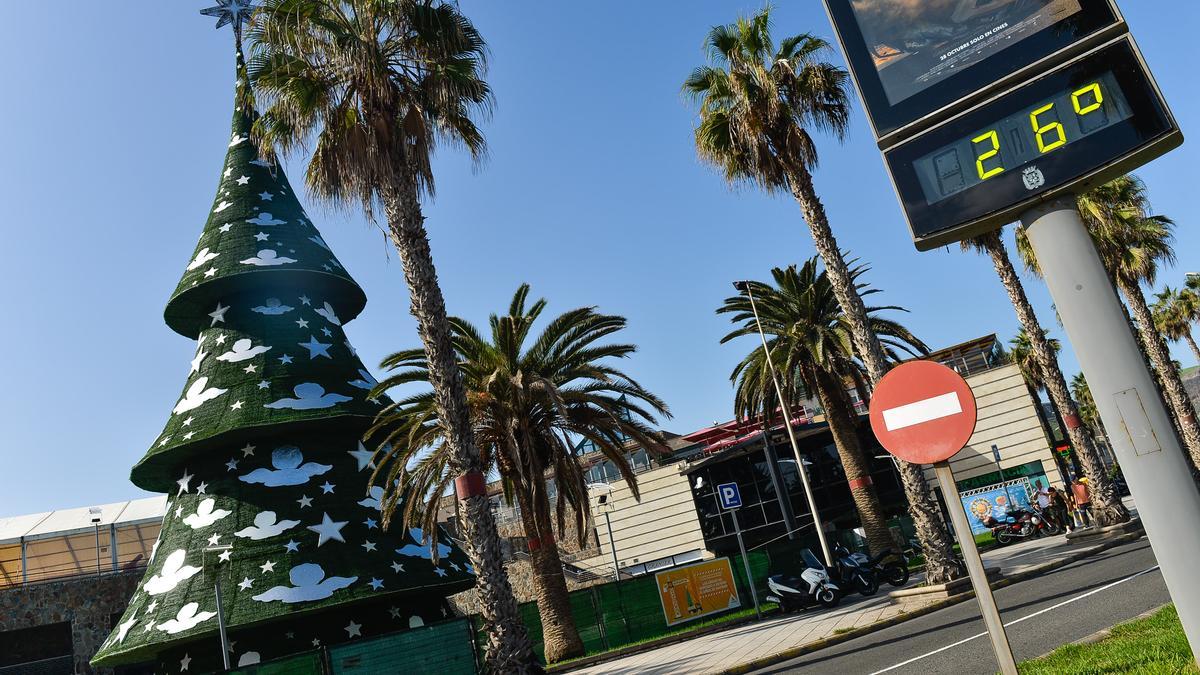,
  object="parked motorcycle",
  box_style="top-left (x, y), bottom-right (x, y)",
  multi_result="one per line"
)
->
top-left (848, 548), bottom-right (911, 588)
top-left (765, 548), bottom-right (841, 612)
top-left (984, 506), bottom-right (1062, 544)
top-left (831, 543), bottom-right (880, 596)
